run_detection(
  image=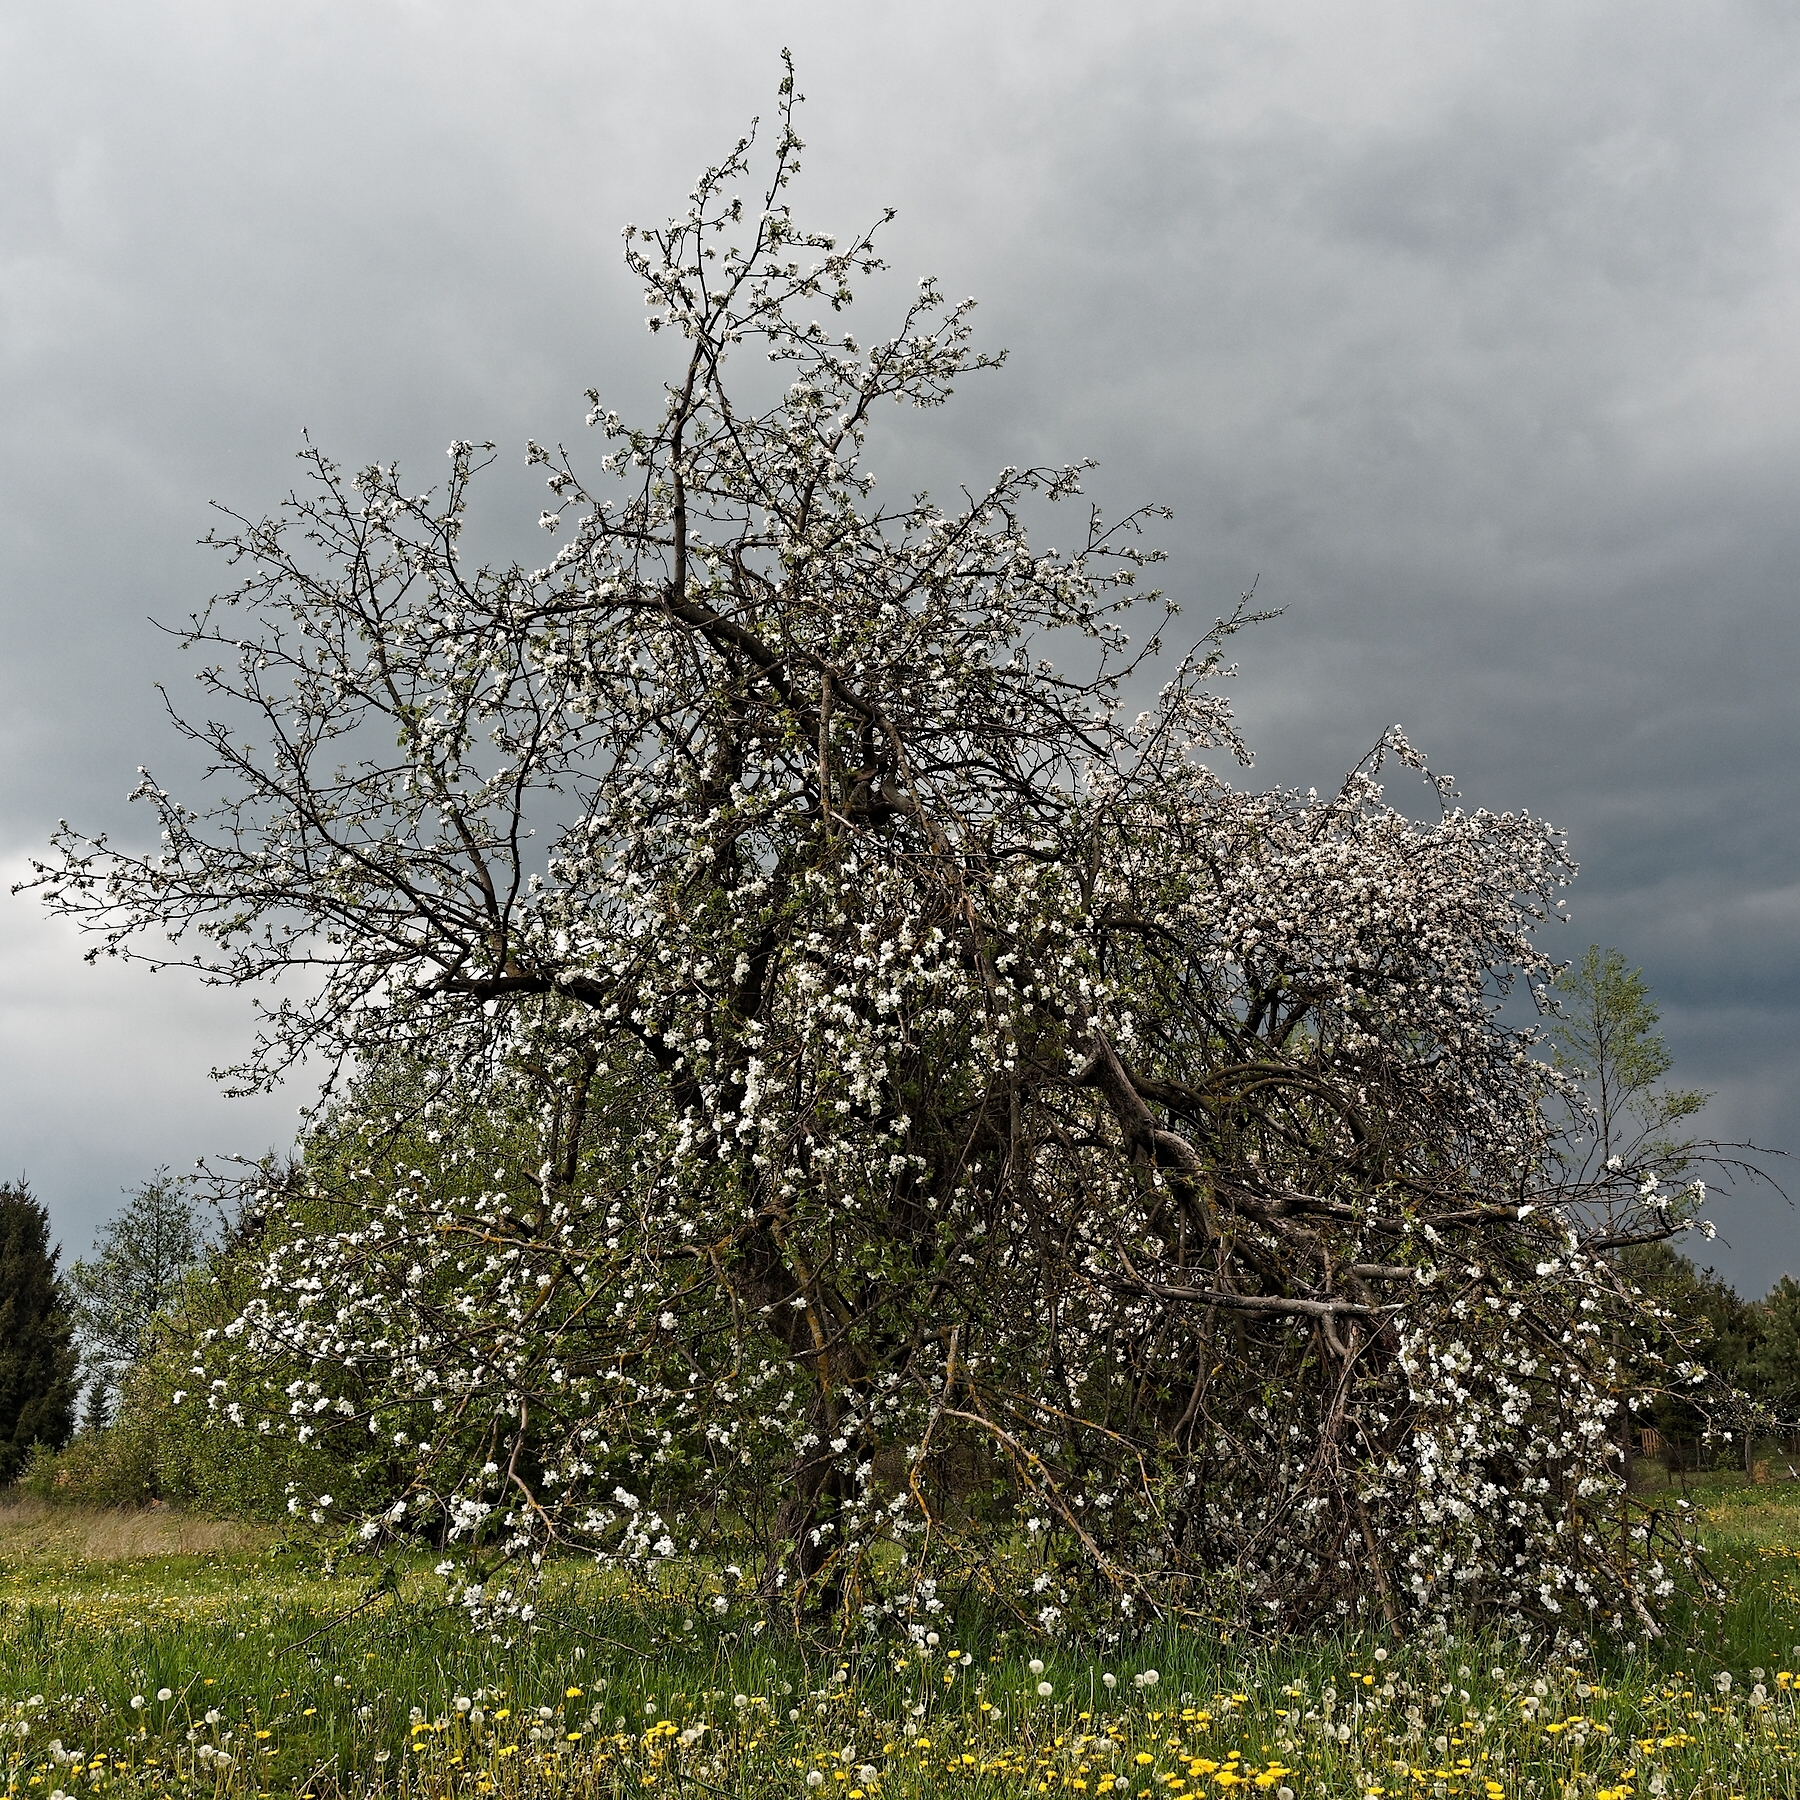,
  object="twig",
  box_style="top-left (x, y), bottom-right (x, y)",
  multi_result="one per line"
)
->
top-left (275, 1572), bottom-right (398, 1656)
